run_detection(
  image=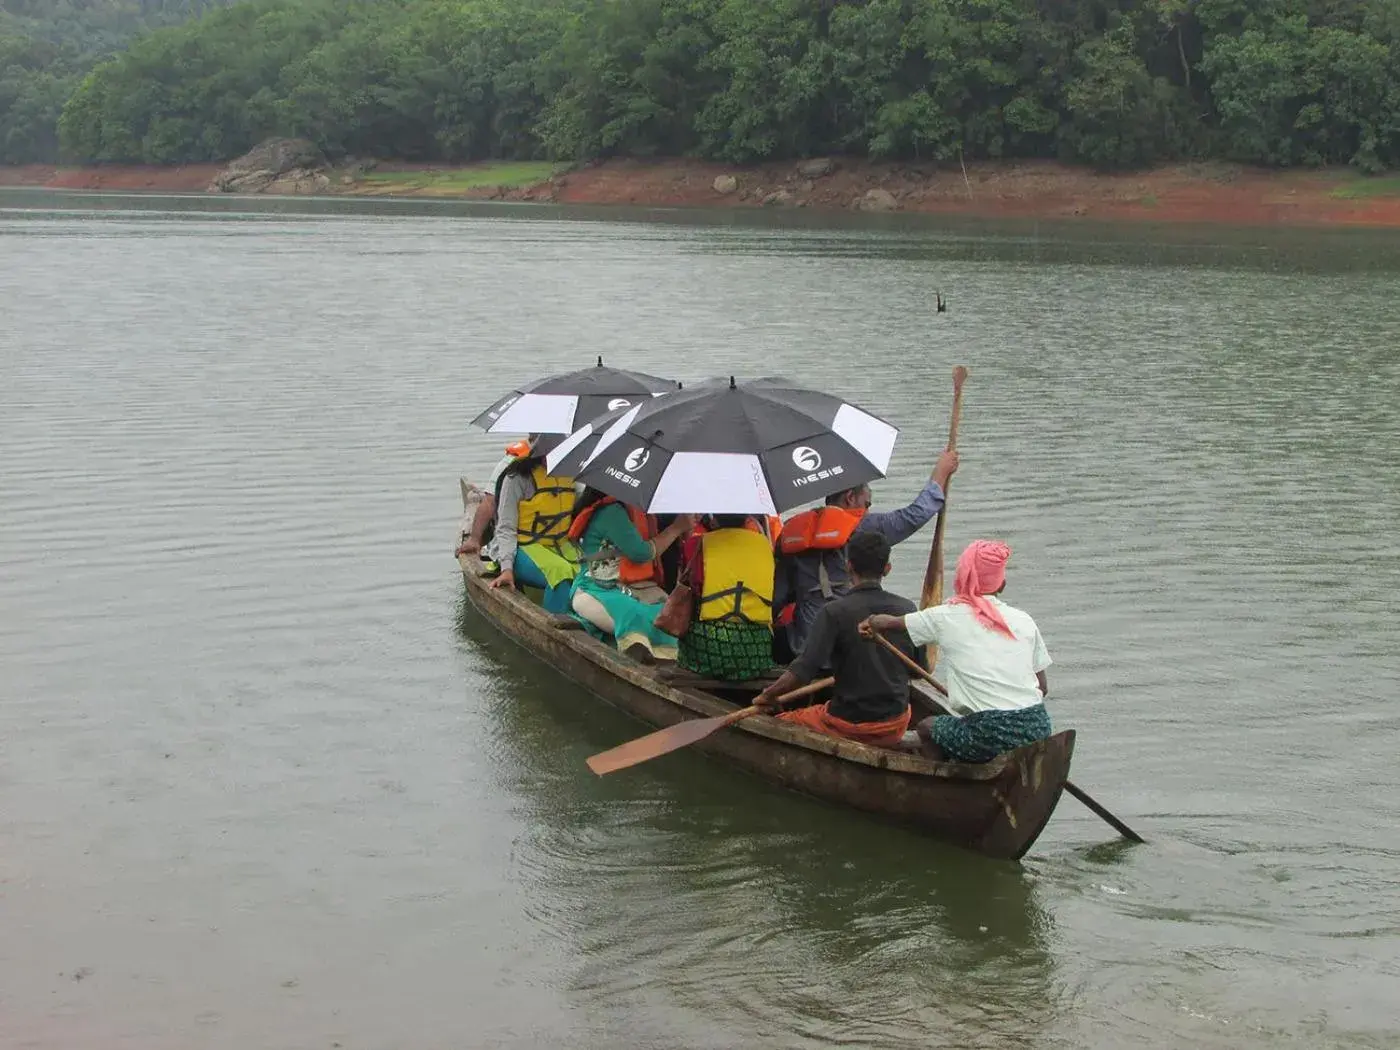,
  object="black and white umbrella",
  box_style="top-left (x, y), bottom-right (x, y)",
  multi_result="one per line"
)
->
top-left (543, 401), bottom-right (639, 477)
top-left (552, 376), bottom-right (898, 515)
top-left (471, 356), bottom-right (680, 435)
